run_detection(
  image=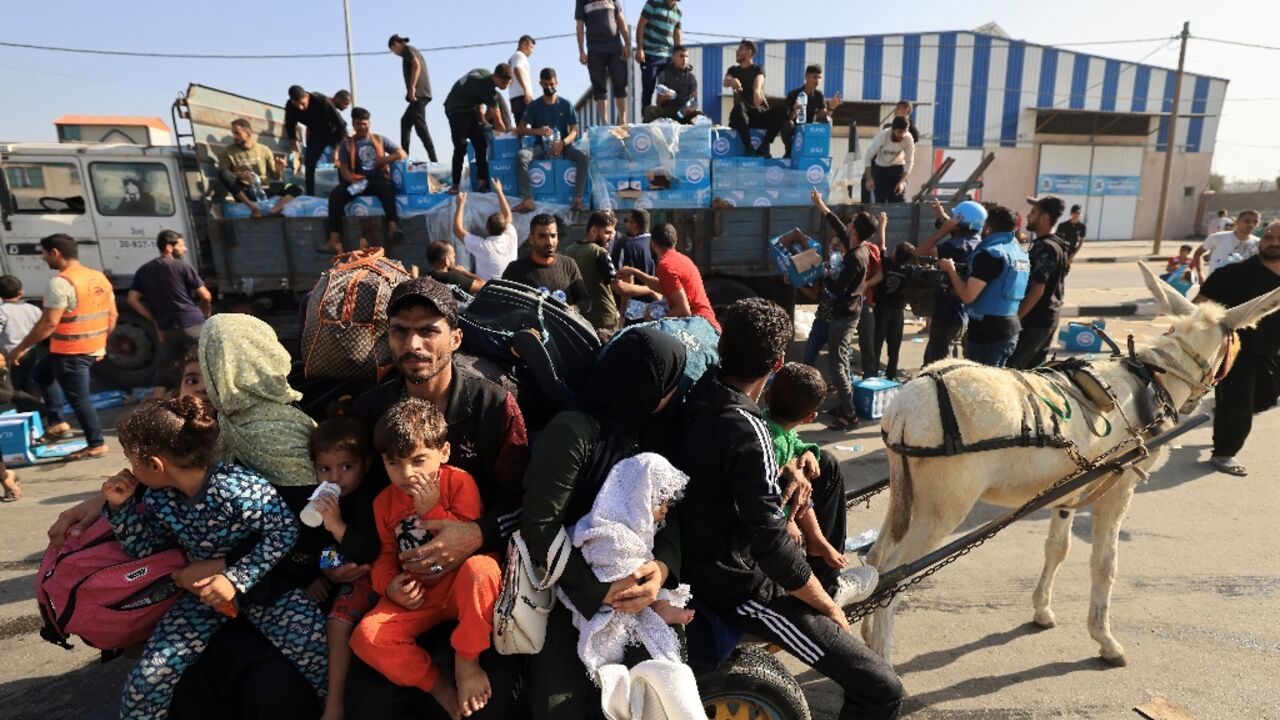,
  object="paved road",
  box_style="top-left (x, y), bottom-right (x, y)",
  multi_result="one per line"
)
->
top-left (2, 287), bottom-right (1276, 718)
